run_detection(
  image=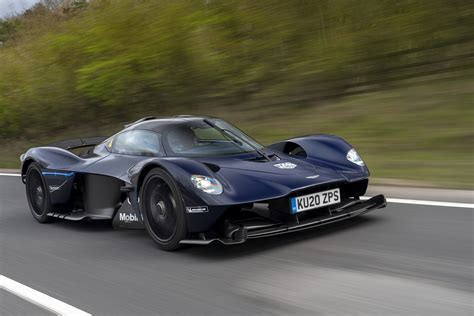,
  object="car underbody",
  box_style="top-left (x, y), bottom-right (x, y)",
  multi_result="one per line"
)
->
top-left (179, 179), bottom-right (386, 245)
top-left (181, 195), bottom-right (386, 245)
